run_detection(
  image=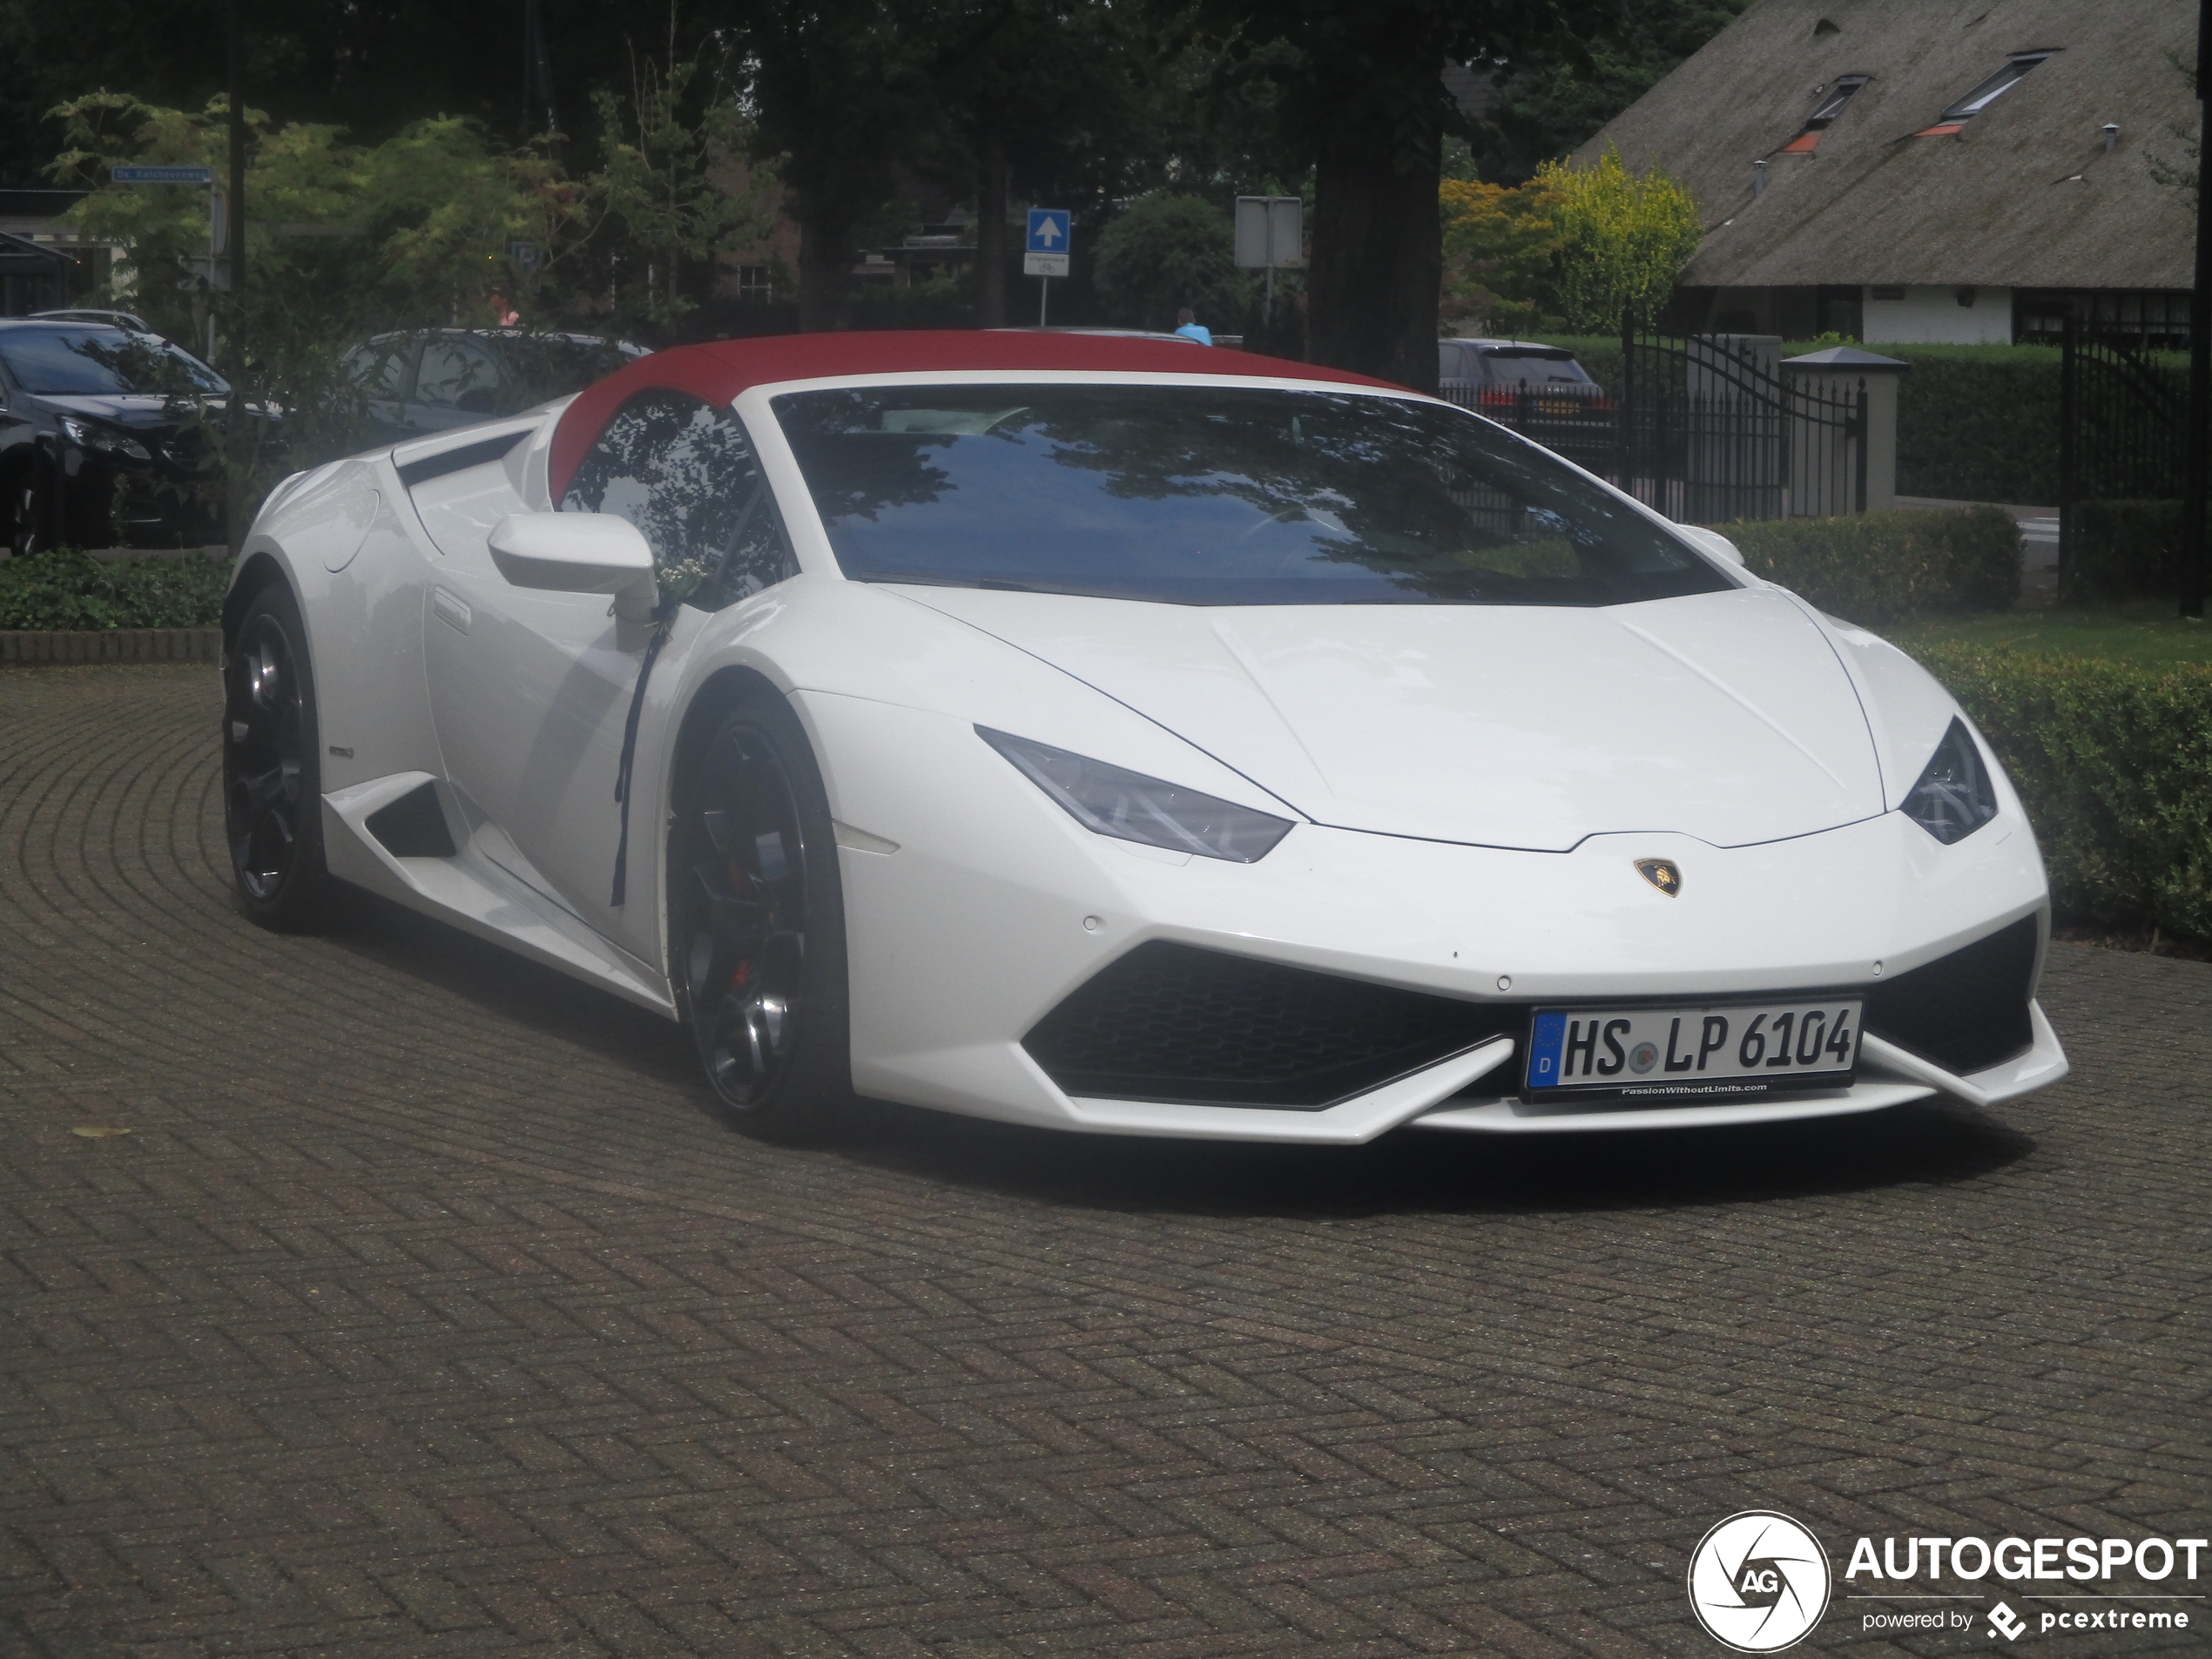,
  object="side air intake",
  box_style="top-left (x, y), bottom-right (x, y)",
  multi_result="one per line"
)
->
top-left (1863, 914), bottom-right (2038, 1075)
top-left (365, 781), bottom-right (457, 859)
top-left (1023, 941), bottom-right (1516, 1109)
